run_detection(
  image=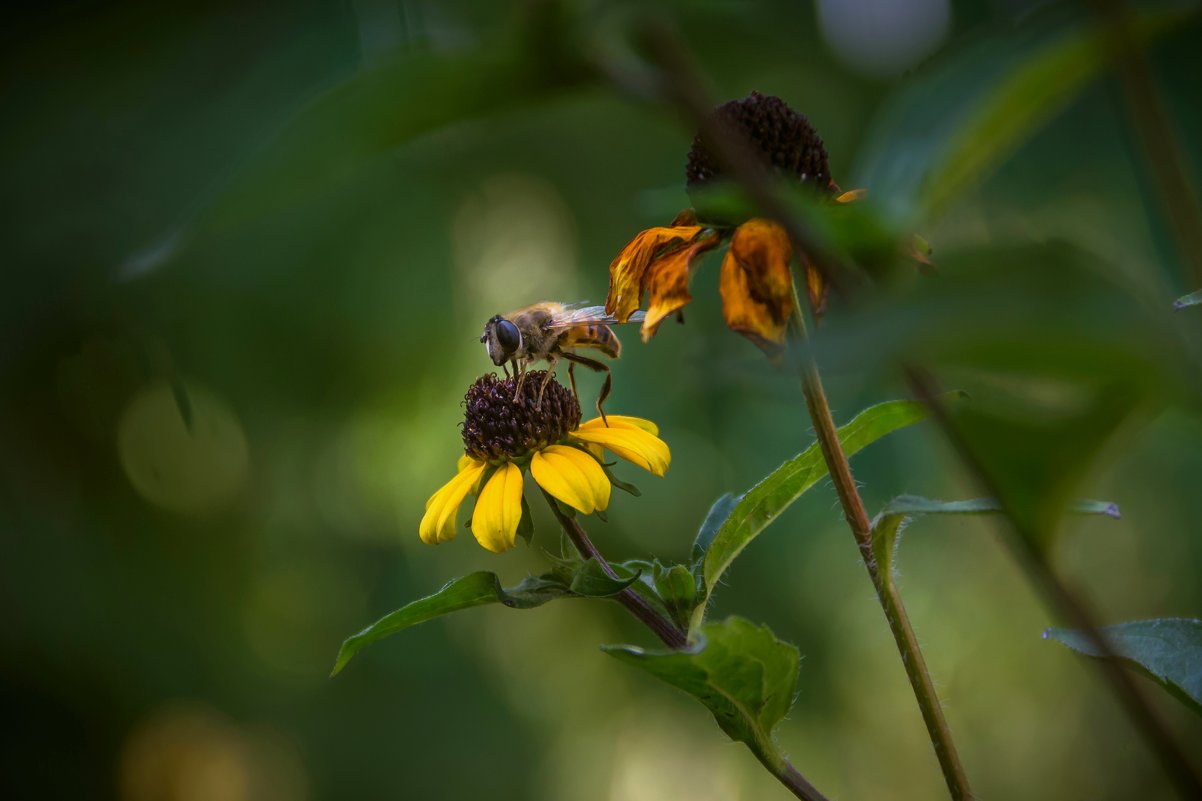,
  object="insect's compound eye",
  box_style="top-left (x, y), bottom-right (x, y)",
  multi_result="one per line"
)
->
top-left (496, 319), bottom-right (521, 354)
